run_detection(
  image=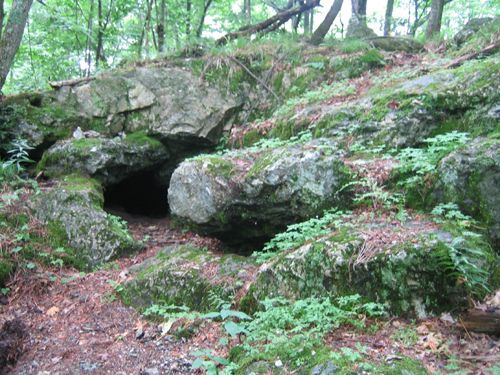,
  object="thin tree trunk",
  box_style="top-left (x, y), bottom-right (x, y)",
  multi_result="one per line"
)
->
top-left (186, 0), bottom-right (191, 35)
top-left (196, 0), bottom-right (214, 38)
top-left (384, 0), bottom-right (394, 36)
top-left (155, 0), bottom-right (166, 52)
top-left (0, 0), bottom-right (5, 40)
top-left (244, 0), bottom-right (251, 24)
top-left (138, 0), bottom-right (153, 57)
top-left (309, 9), bottom-right (313, 34)
top-left (0, 0), bottom-right (34, 92)
top-left (75, 1), bottom-right (82, 77)
top-left (425, 0), bottom-right (444, 39)
top-left (310, 0), bottom-right (343, 45)
top-left (85, 0), bottom-right (95, 76)
top-left (96, 0), bottom-right (103, 66)
top-left (304, 10), bottom-right (310, 34)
